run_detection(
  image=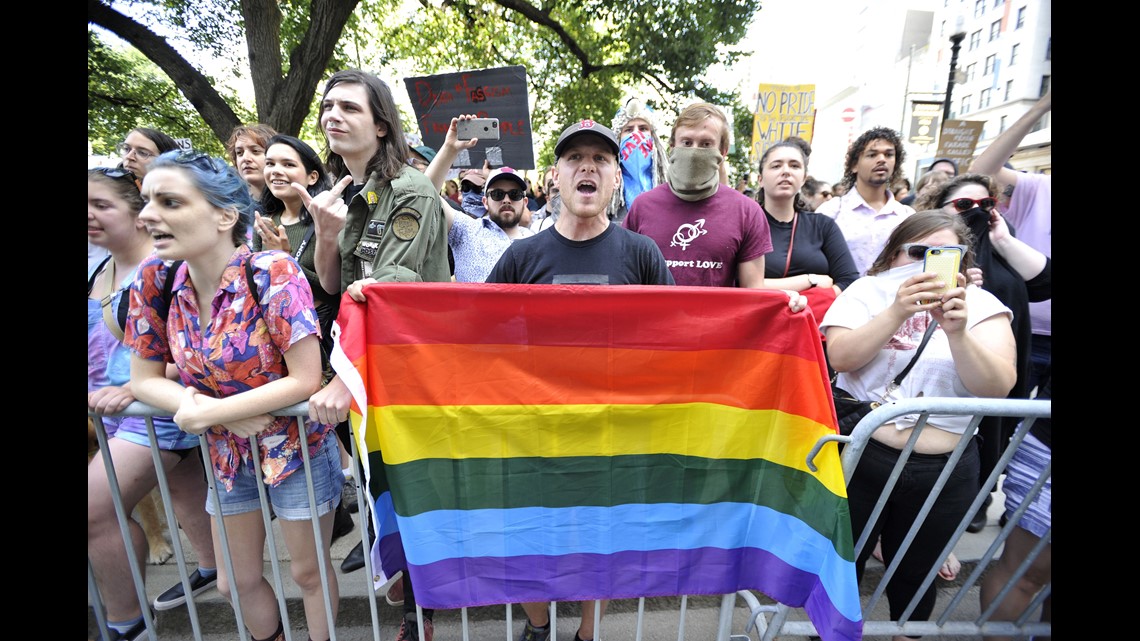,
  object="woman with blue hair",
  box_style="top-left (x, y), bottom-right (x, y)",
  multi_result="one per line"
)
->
top-left (126, 150), bottom-right (343, 641)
